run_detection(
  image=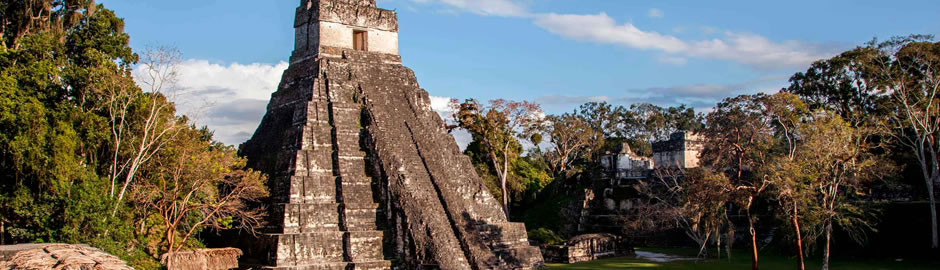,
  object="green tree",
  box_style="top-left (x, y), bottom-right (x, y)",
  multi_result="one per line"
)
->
top-left (796, 112), bottom-right (885, 270)
top-left (788, 48), bottom-right (886, 127)
top-left (872, 35), bottom-right (940, 248)
top-left (544, 112), bottom-right (595, 177)
top-left (762, 92), bottom-right (811, 270)
top-left (130, 126), bottom-right (267, 254)
top-left (701, 94), bottom-right (774, 270)
top-left (452, 99), bottom-right (542, 216)
top-left (0, 2), bottom-right (267, 268)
